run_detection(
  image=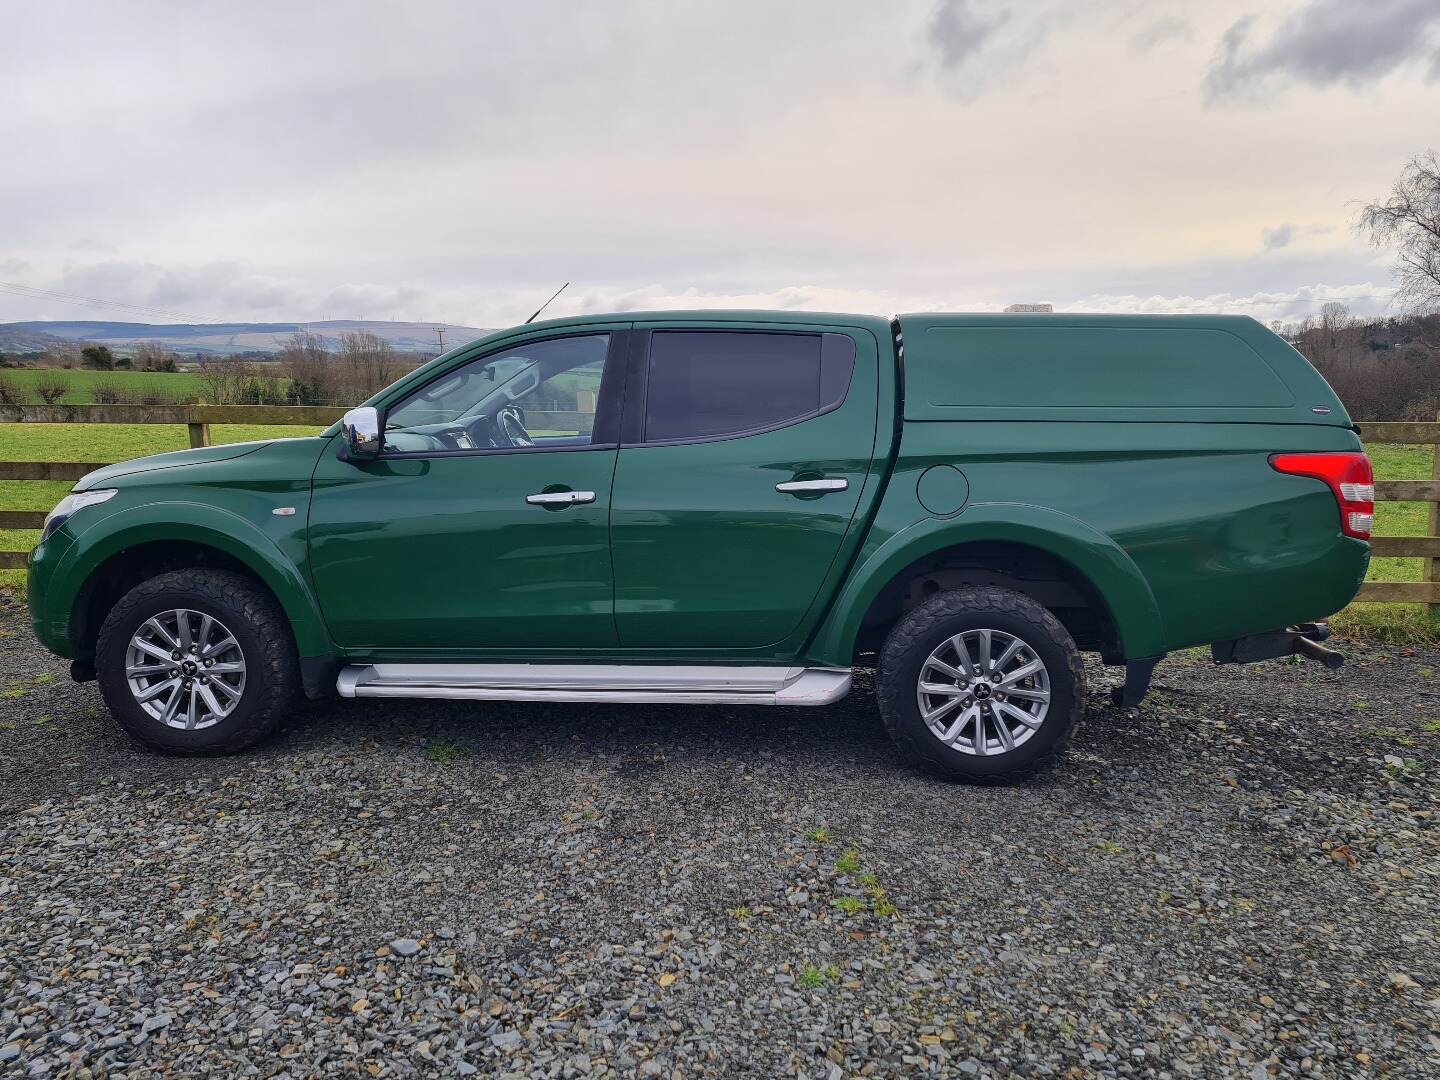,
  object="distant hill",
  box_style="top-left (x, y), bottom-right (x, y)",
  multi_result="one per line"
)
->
top-left (0, 319), bottom-right (493, 355)
top-left (0, 324), bottom-right (73, 352)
